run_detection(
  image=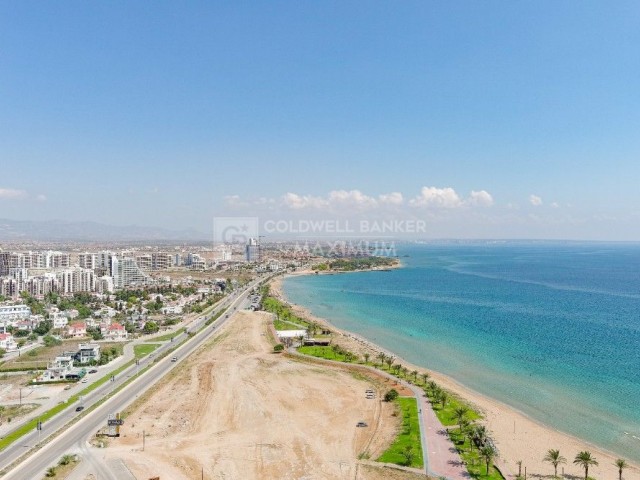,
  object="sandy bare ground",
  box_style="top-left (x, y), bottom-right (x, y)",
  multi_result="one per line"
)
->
top-left (105, 310), bottom-right (417, 480)
top-left (270, 275), bottom-right (640, 480)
